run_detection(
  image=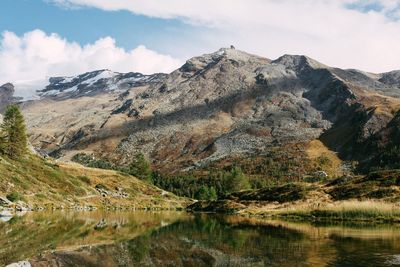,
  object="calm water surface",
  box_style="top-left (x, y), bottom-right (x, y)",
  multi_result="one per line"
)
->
top-left (0, 211), bottom-right (400, 267)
